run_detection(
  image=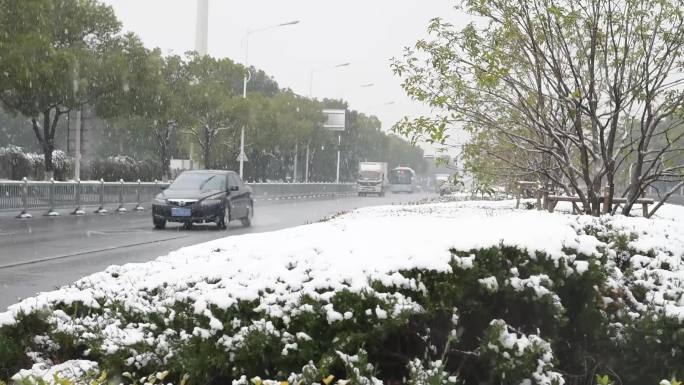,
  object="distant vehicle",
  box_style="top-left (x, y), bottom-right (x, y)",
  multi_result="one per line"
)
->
top-left (357, 162), bottom-right (389, 196)
top-left (389, 167), bottom-right (416, 193)
top-left (151, 170), bottom-right (253, 230)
